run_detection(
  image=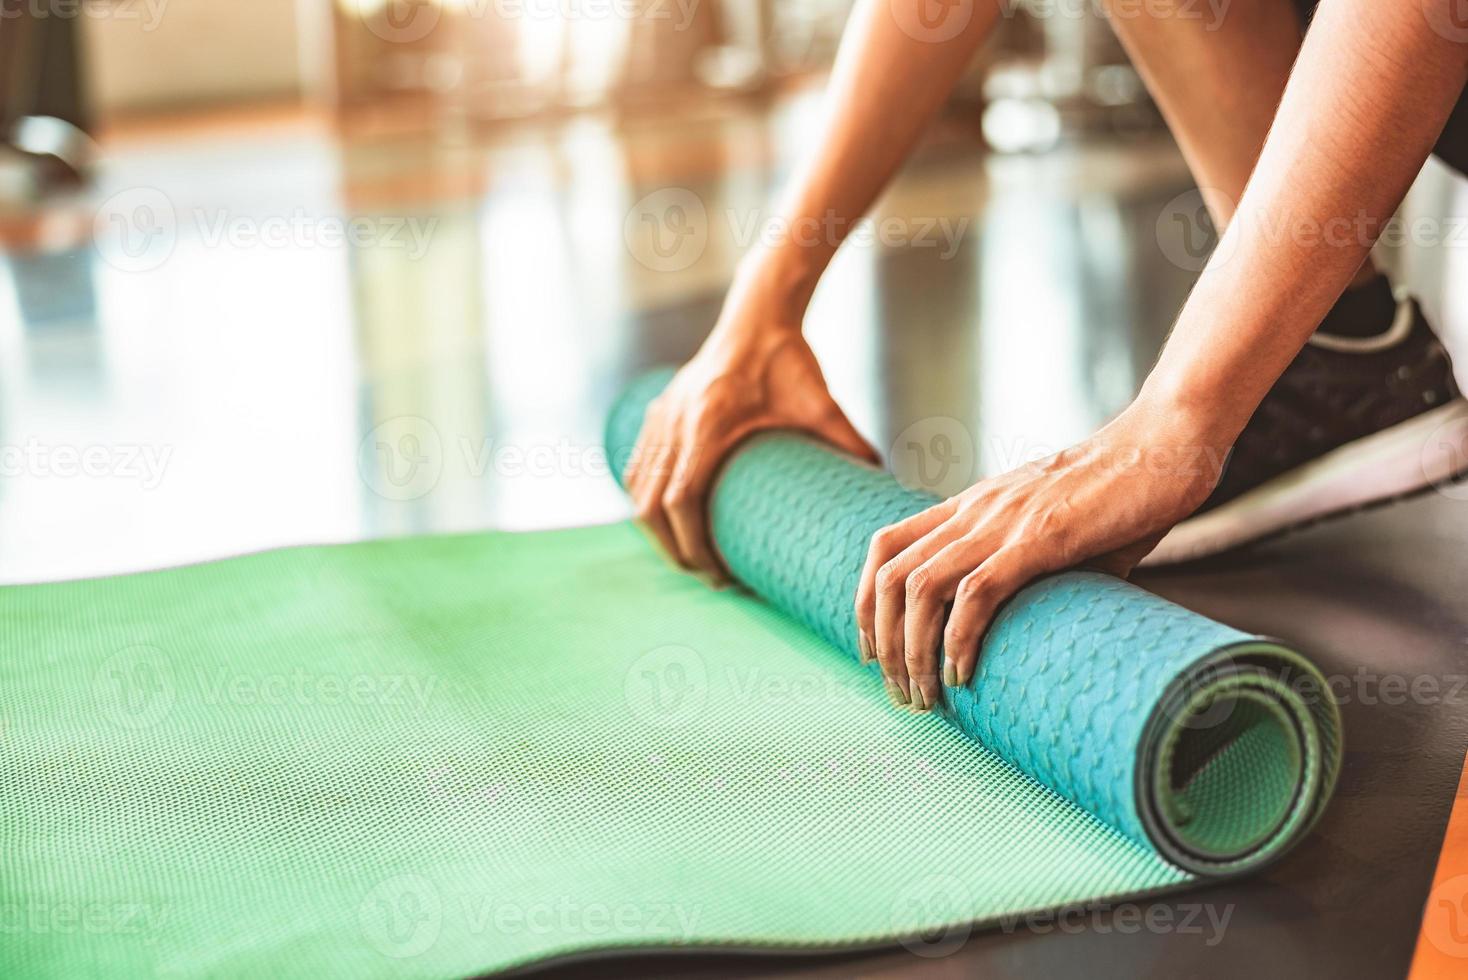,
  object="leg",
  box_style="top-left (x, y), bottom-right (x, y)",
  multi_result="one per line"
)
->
top-left (1124, 0), bottom-right (1468, 564)
top-left (1104, 0), bottom-right (1377, 287)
